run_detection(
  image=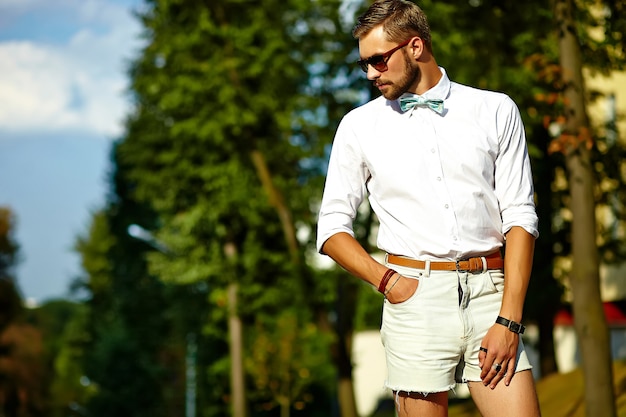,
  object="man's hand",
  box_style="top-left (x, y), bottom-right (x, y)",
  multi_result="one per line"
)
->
top-left (385, 275), bottom-right (419, 304)
top-left (478, 324), bottom-right (519, 389)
